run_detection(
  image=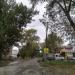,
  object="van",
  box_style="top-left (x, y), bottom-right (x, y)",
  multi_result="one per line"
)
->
top-left (54, 53), bottom-right (64, 60)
